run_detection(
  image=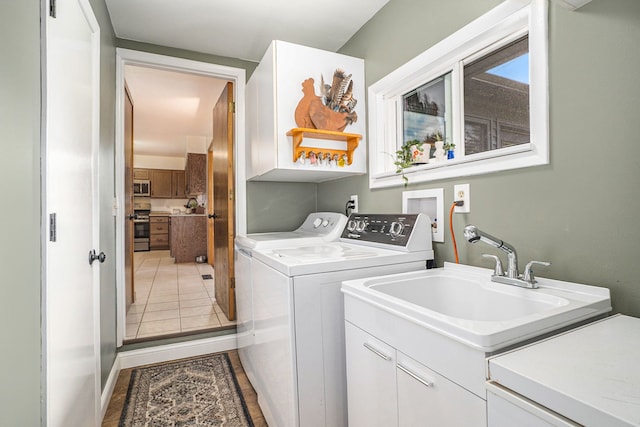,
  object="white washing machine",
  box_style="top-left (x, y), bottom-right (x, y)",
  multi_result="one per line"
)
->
top-left (247, 213), bottom-right (435, 427)
top-left (234, 212), bottom-right (348, 387)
